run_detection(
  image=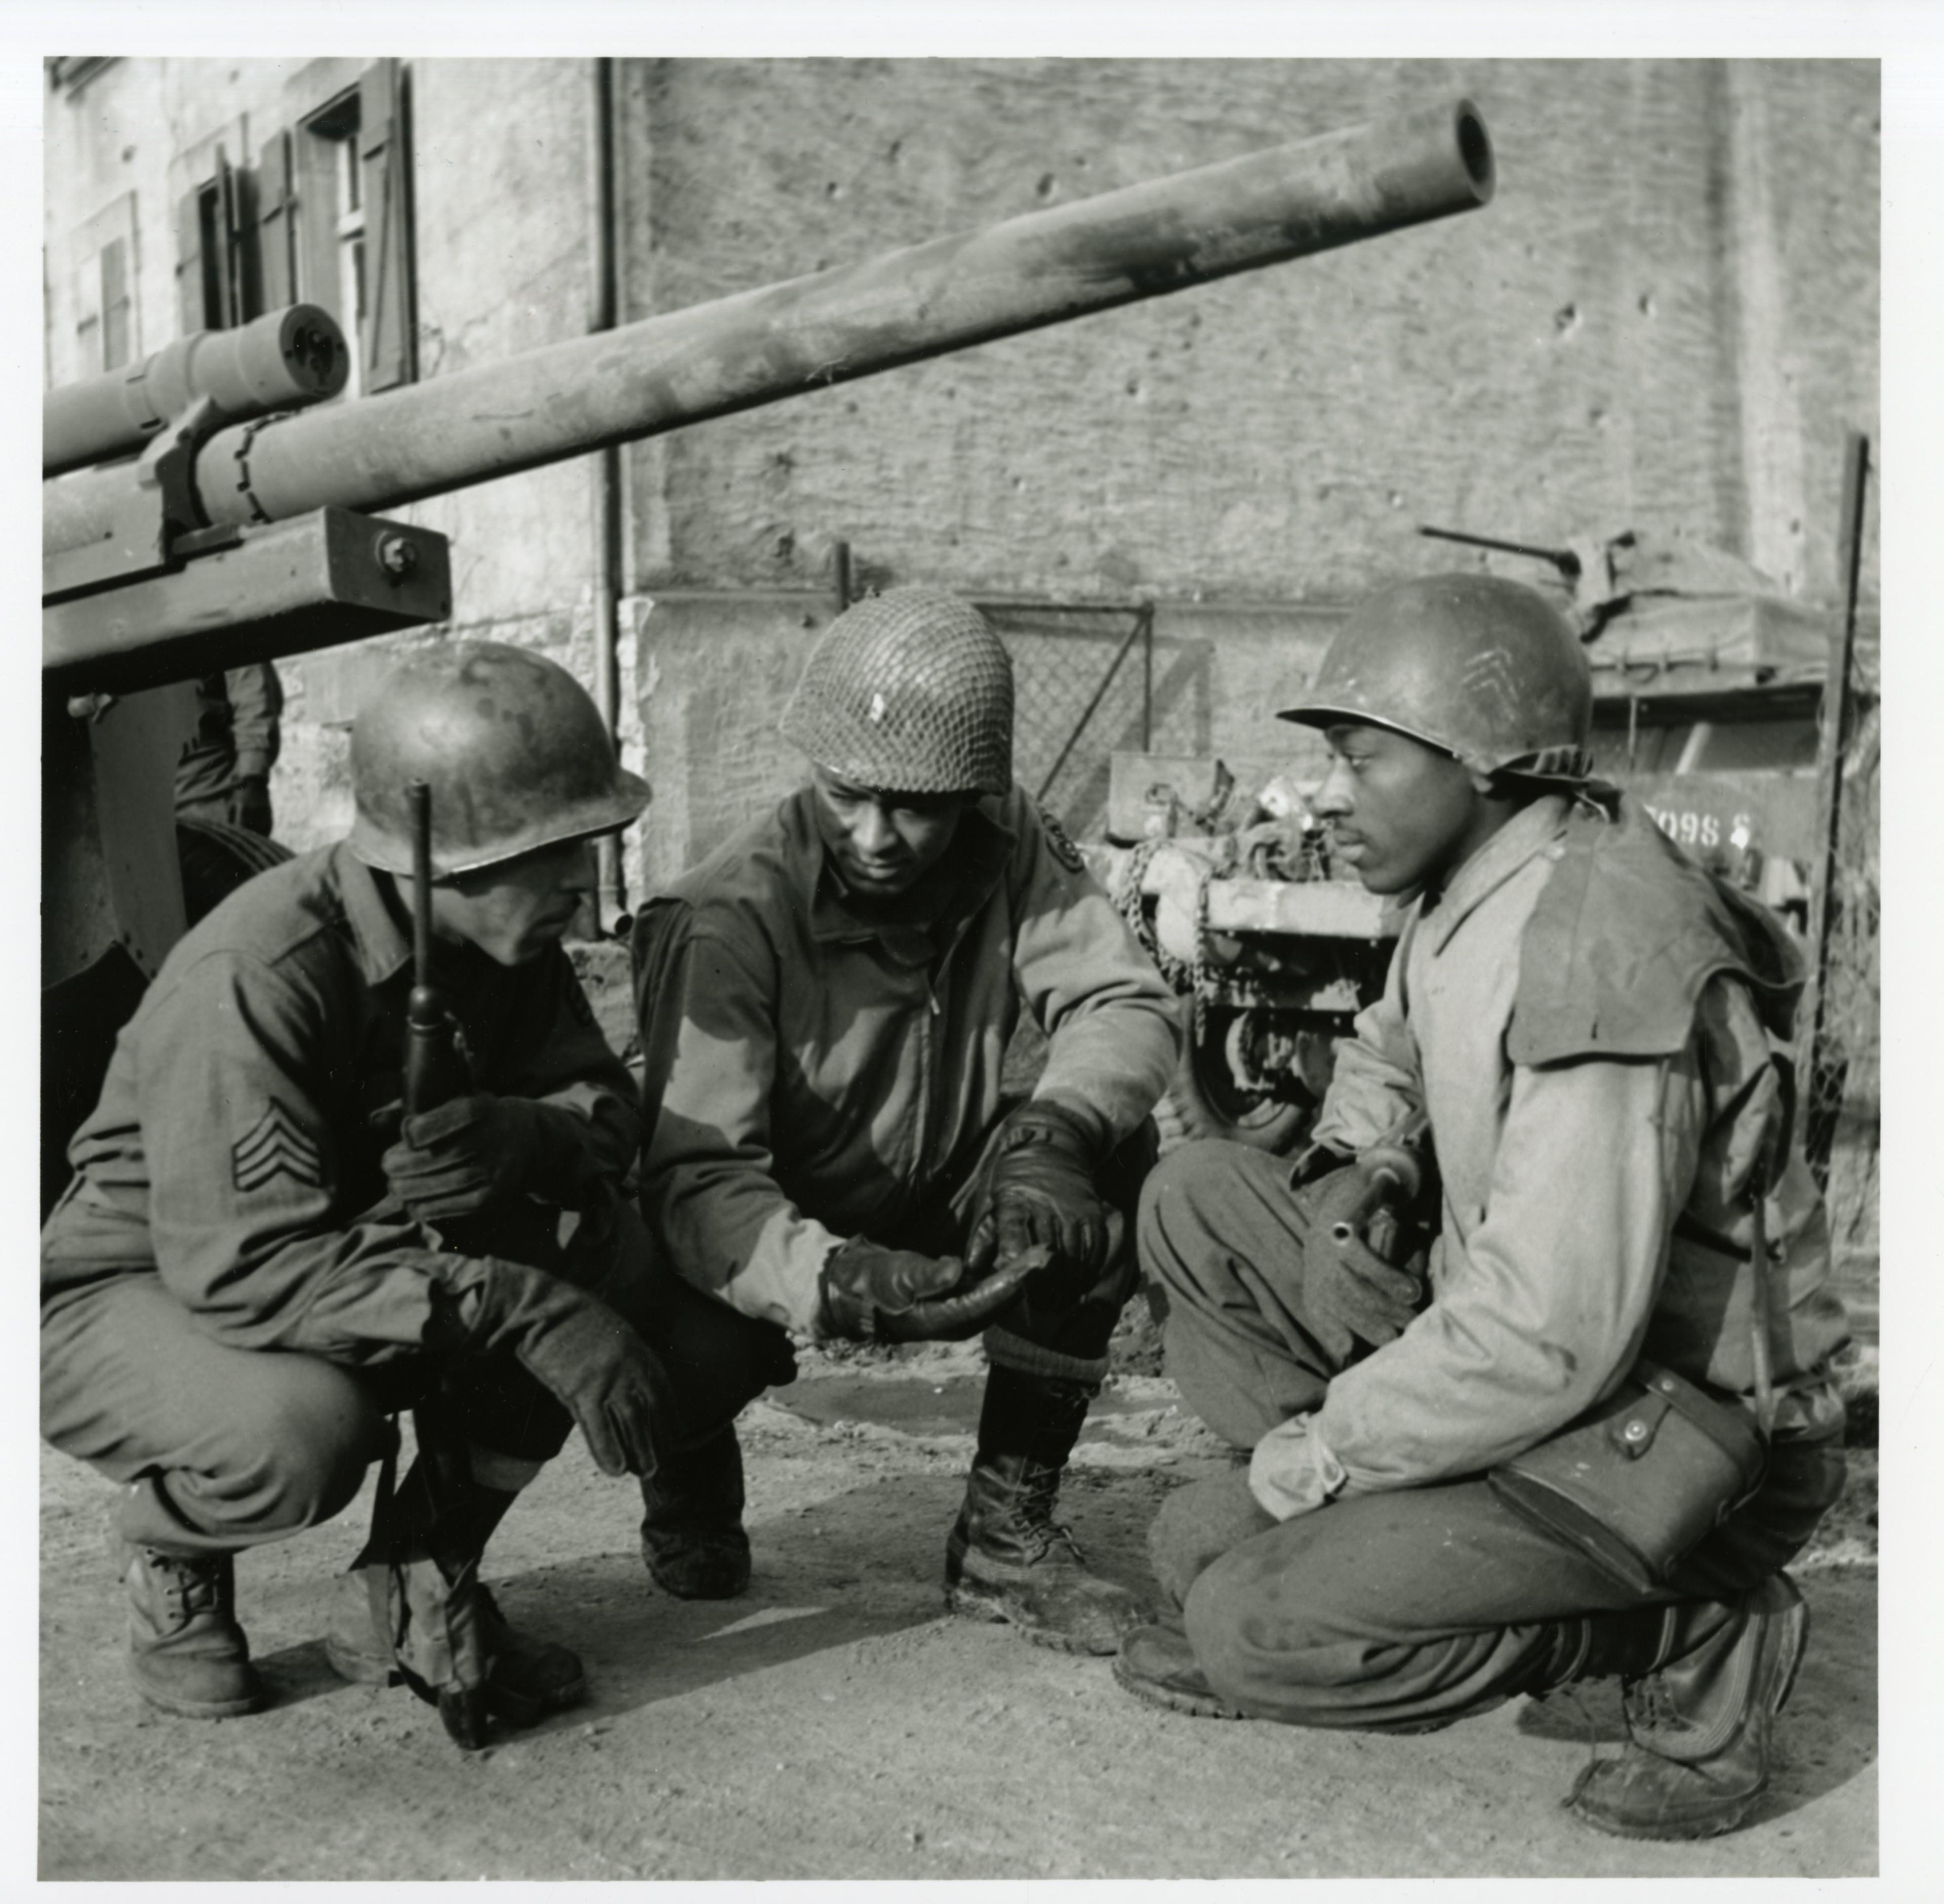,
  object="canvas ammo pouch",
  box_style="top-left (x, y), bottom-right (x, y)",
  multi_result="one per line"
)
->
top-left (1487, 1359), bottom-right (1768, 1595)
